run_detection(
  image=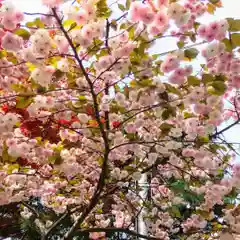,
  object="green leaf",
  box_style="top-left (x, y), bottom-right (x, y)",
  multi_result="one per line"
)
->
top-left (48, 155), bottom-right (57, 164)
top-left (209, 81), bottom-right (227, 95)
top-left (127, 133), bottom-right (137, 140)
top-left (78, 95), bottom-right (88, 104)
top-left (207, 86), bottom-right (218, 95)
top-left (2, 144), bottom-right (17, 163)
top-left (164, 83), bottom-right (182, 96)
top-left (209, 0), bottom-right (220, 3)
top-left (183, 192), bottom-right (204, 204)
top-left (209, 144), bottom-right (227, 153)
top-left (66, 72), bottom-right (76, 88)
top-left (231, 33), bottom-right (240, 47)
top-left (198, 136), bottom-right (209, 143)
top-left (98, 48), bottom-right (109, 58)
top-left (26, 18), bottom-right (44, 28)
top-left (155, 60), bottom-right (163, 65)
top-left (228, 18), bottom-right (240, 32)
top-left (63, 19), bottom-right (76, 29)
top-left (34, 18), bottom-right (45, 28)
top-left (162, 107), bottom-right (176, 120)
top-left (2, 144), bottom-right (9, 162)
top-left (68, 22), bottom-right (77, 31)
top-left (189, 34), bottom-right (196, 43)
top-left (119, 23), bottom-right (127, 29)
top-left (137, 79), bottom-right (153, 87)
top-left (53, 70), bottom-right (65, 80)
top-left (187, 76), bottom-right (201, 86)
top-left (49, 153), bottom-right (62, 165)
top-left (160, 123), bottom-right (173, 131)
top-left (171, 205), bottom-right (182, 218)
top-left (7, 164), bottom-right (19, 174)
top-left (117, 192), bottom-right (125, 202)
top-left (129, 27), bottom-right (135, 40)
top-left (202, 74), bottom-right (214, 84)
top-left (184, 48), bottom-right (199, 59)
top-left (25, 21), bottom-right (35, 28)
top-left (96, 208), bottom-right (103, 214)
top-left (136, 42), bottom-right (148, 56)
top-left (16, 96), bottom-right (33, 109)
top-left (162, 109), bottom-right (170, 120)
top-left (207, 2), bottom-right (217, 14)
top-left (10, 84), bottom-right (28, 93)
top-left (223, 155), bottom-right (231, 163)
top-left (215, 74), bottom-right (227, 82)
top-left (221, 38), bottom-right (233, 52)
top-left (194, 22), bottom-right (201, 32)
top-left (170, 180), bottom-right (186, 191)
top-left (98, 157), bottom-right (104, 166)
top-left (96, 0), bottom-right (112, 18)
top-left (152, 53), bottom-right (160, 60)
top-left (118, 4), bottom-right (125, 11)
top-left (177, 41), bottom-right (185, 49)
top-left (14, 28), bottom-right (31, 40)
top-left (126, 0), bottom-right (131, 9)
top-left (178, 103), bottom-right (184, 111)
top-left (0, 50), bottom-right (6, 59)
top-left (184, 112), bottom-right (195, 119)
top-left (6, 53), bottom-right (18, 64)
